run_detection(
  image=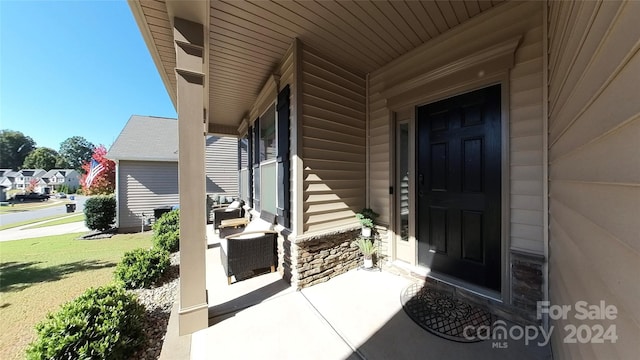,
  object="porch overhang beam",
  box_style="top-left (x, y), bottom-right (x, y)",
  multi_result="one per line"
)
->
top-left (206, 123), bottom-right (239, 137)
